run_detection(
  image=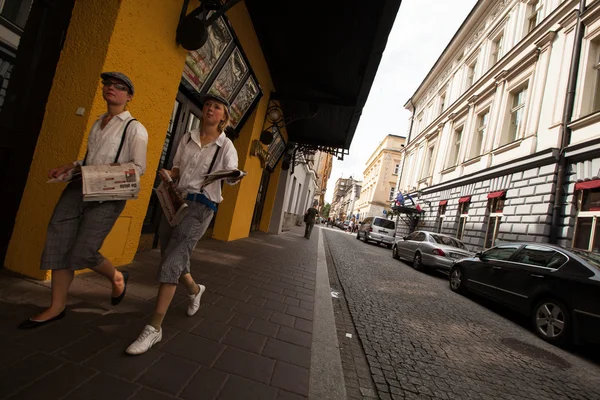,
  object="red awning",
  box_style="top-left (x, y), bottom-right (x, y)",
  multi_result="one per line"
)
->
top-left (458, 196), bottom-right (471, 203)
top-left (575, 179), bottom-right (600, 191)
top-left (439, 200), bottom-right (448, 206)
top-left (487, 190), bottom-right (506, 199)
